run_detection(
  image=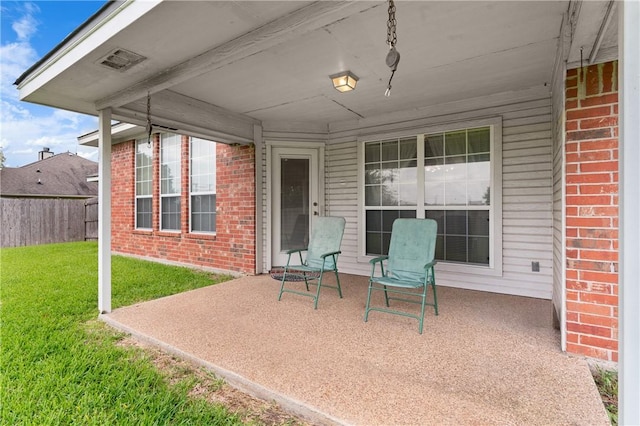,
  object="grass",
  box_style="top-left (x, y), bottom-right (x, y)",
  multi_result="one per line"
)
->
top-left (592, 367), bottom-right (618, 425)
top-left (1, 241), bottom-right (242, 425)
